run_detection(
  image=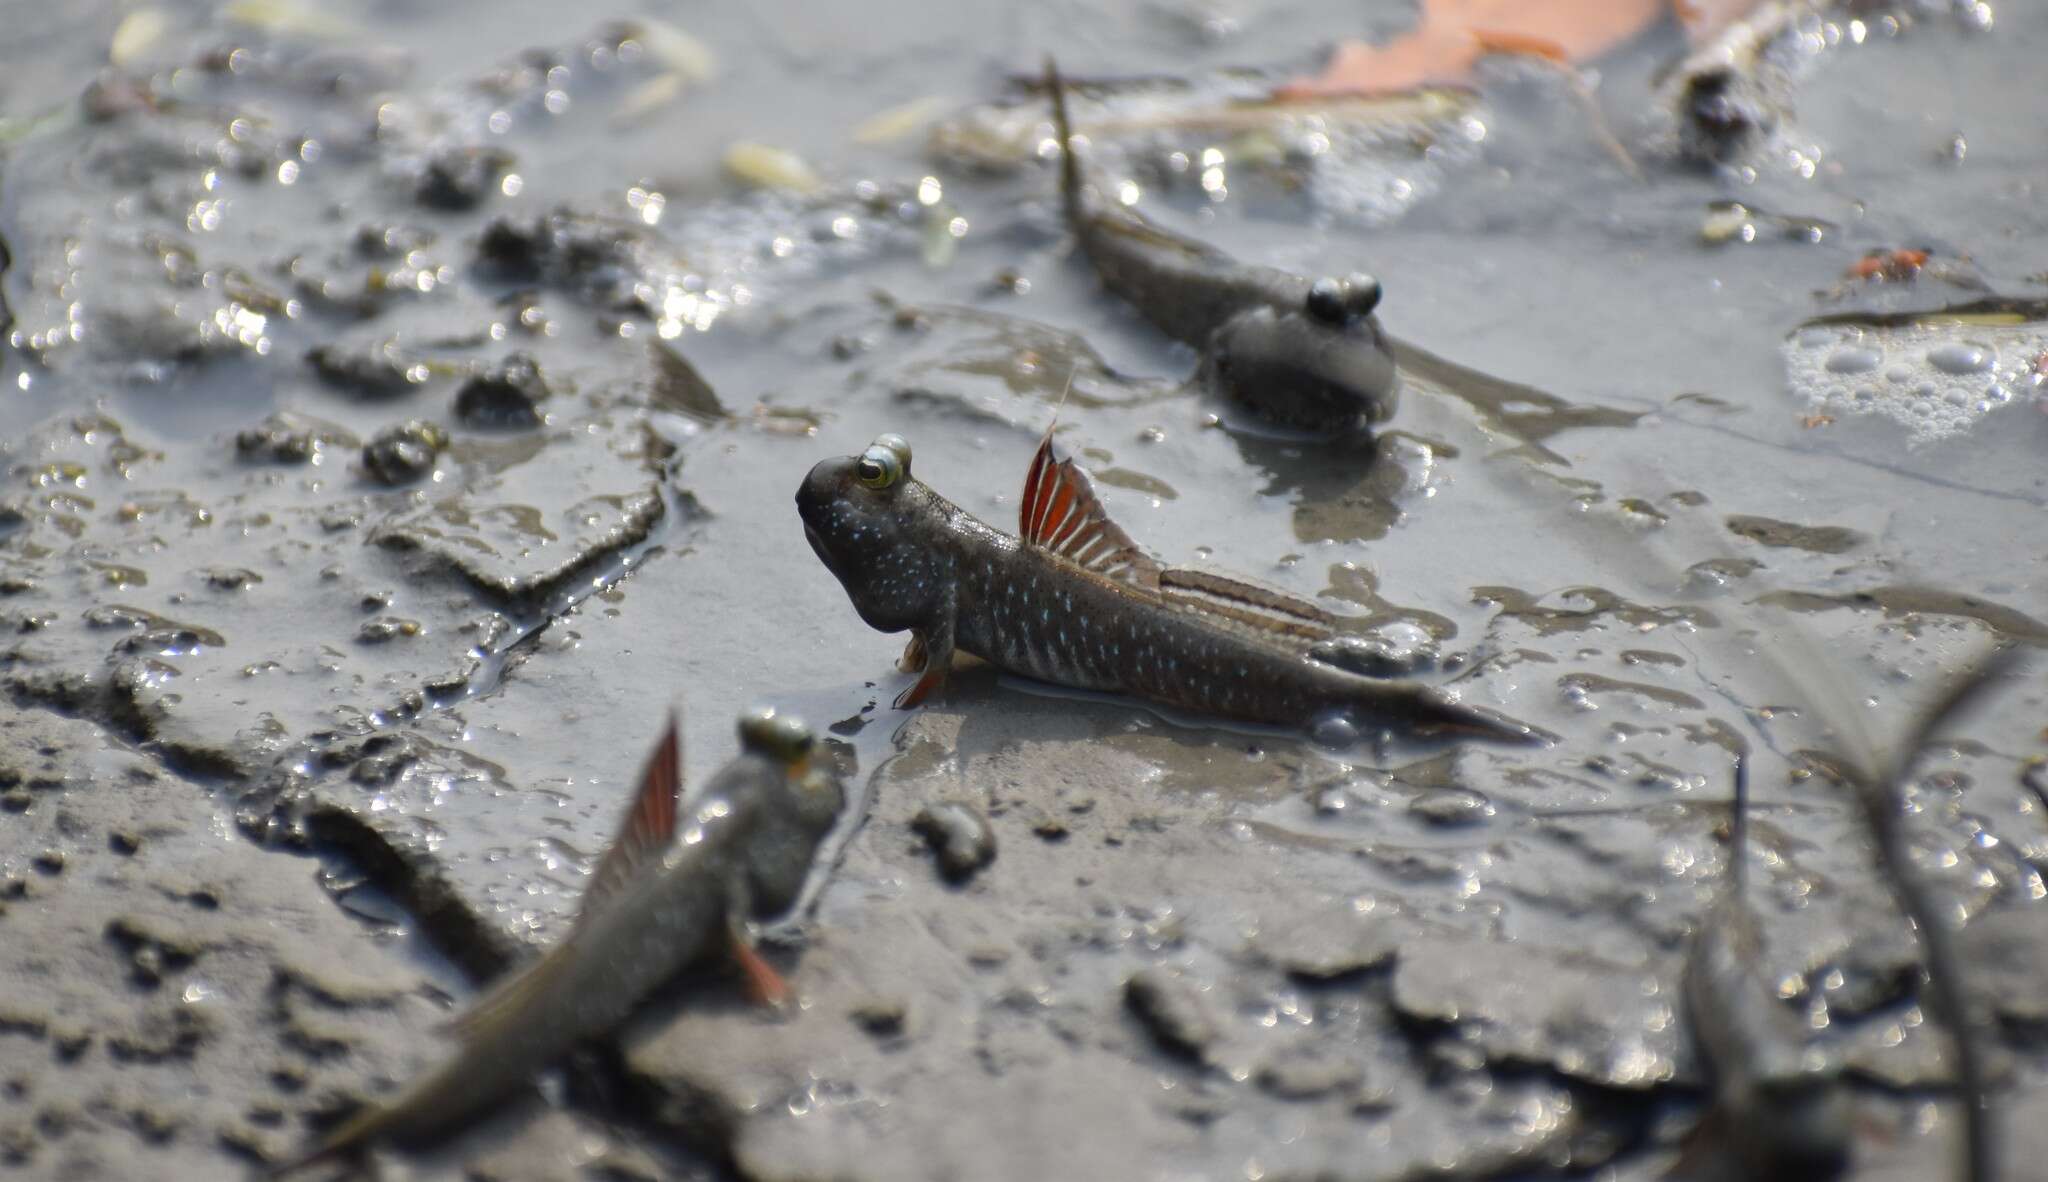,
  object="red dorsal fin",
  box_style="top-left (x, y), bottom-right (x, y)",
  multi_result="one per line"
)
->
top-left (435, 715), bottom-right (680, 1044)
top-left (1018, 422), bottom-right (1161, 587)
top-left (577, 709), bottom-right (684, 928)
